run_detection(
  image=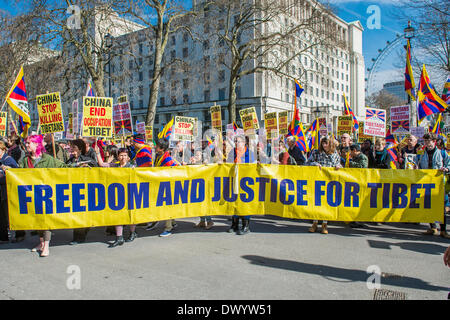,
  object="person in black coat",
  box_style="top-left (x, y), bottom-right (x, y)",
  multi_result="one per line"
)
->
top-left (370, 138), bottom-right (391, 169)
top-left (286, 136), bottom-right (306, 165)
top-left (0, 141), bottom-right (19, 243)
